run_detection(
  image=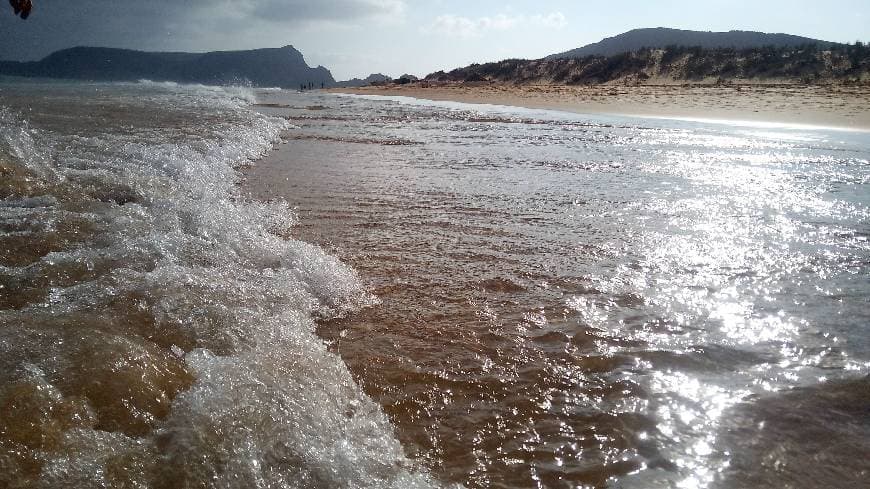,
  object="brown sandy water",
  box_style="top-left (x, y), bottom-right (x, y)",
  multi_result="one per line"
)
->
top-left (0, 81), bottom-right (441, 489)
top-left (2, 80), bottom-right (869, 489)
top-left (243, 91), bottom-right (870, 488)
top-left (244, 138), bottom-right (661, 487)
